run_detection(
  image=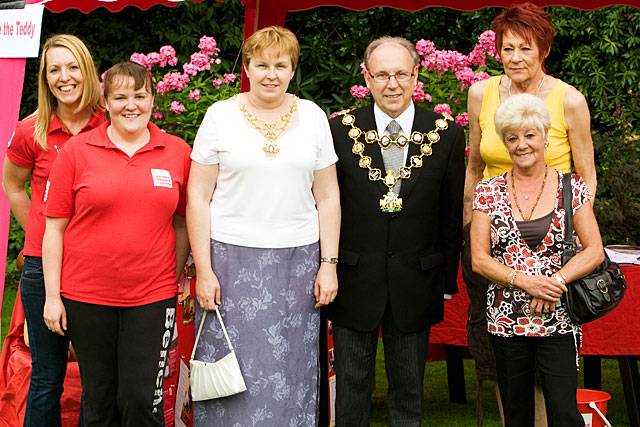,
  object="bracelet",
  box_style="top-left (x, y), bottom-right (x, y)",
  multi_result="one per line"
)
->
top-left (320, 257), bottom-right (339, 264)
top-left (506, 270), bottom-right (519, 288)
top-left (557, 271), bottom-right (568, 284)
top-left (552, 273), bottom-right (566, 286)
